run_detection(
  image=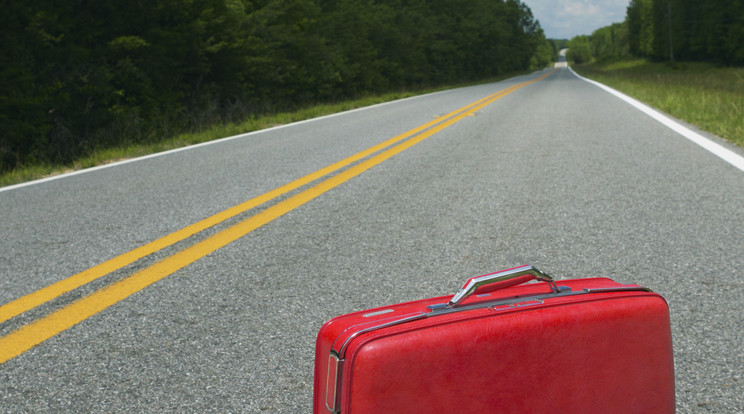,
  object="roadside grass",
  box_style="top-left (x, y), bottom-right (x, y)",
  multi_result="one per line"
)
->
top-left (573, 59), bottom-right (744, 148)
top-left (1, 70), bottom-right (536, 188)
top-left (0, 91), bottom-right (421, 188)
